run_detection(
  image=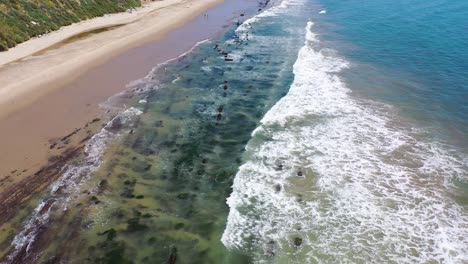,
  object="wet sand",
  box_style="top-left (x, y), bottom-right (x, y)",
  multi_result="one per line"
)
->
top-left (0, 0), bottom-right (255, 192)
